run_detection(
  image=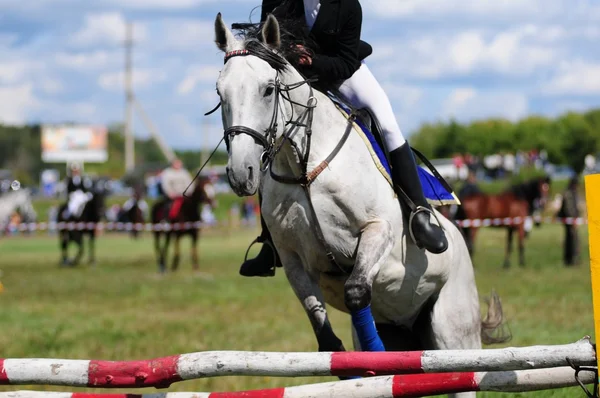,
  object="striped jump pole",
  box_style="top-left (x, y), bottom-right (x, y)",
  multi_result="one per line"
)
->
top-left (0, 338), bottom-right (595, 388)
top-left (0, 367), bottom-right (595, 398)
